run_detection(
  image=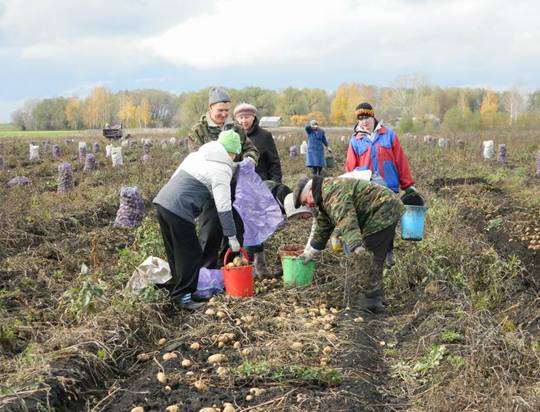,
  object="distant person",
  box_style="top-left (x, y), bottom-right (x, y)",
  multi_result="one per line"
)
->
top-left (187, 87), bottom-right (259, 272)
top-left (153, 130), bottom-right (243, 310)
top-left (305, 119), bottom-right (331, 176)
top-left (345, 102), bottom-right (417, 265)
top-left (293, 175), bottom-right (405, 314)
top-left (234, 102), bottom-right (282, 275)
